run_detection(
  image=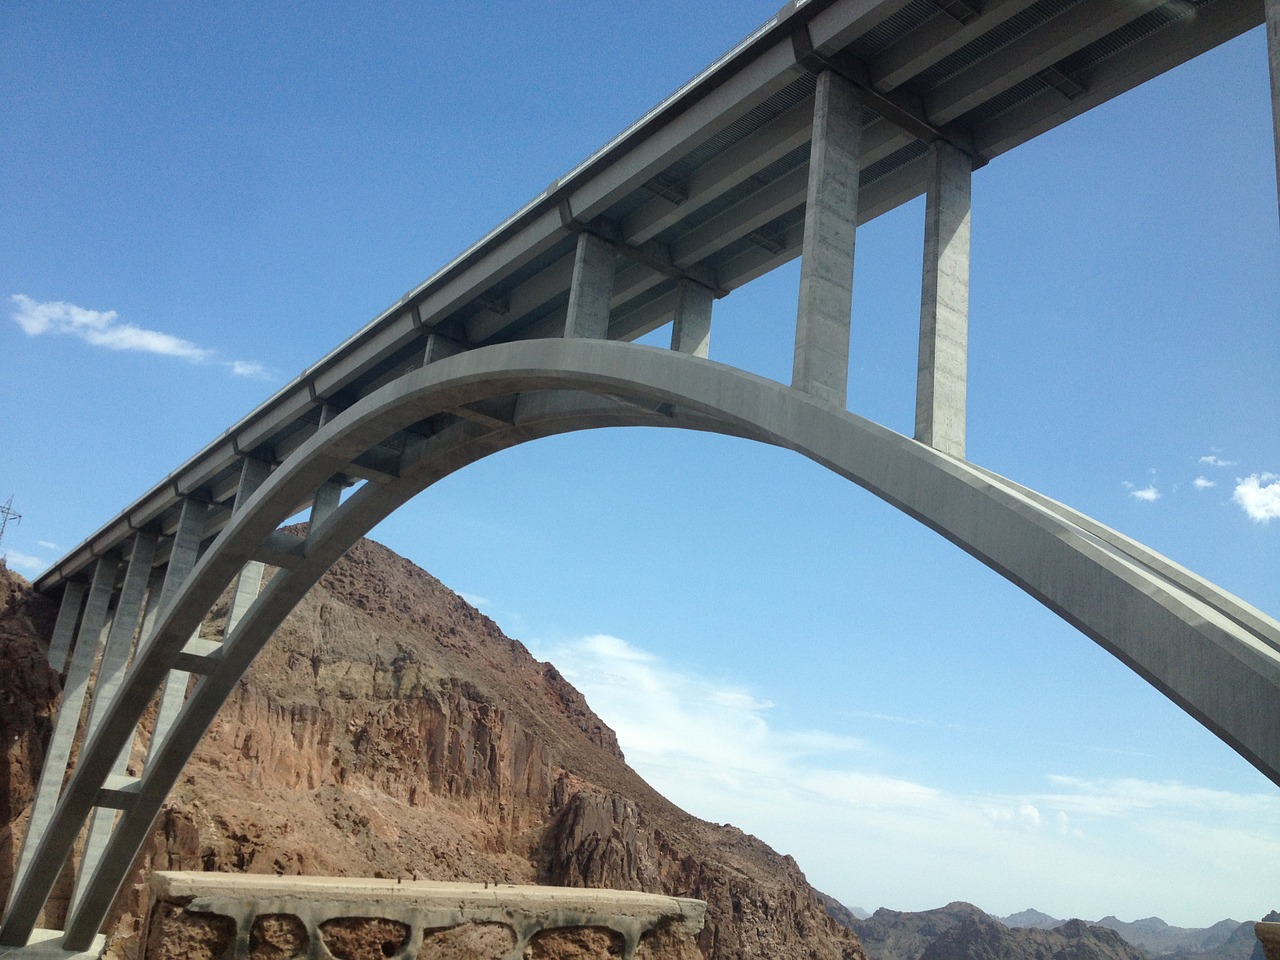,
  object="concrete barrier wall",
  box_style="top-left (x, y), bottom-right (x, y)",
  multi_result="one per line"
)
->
top-left (141, 874), bottom-right (705, 960)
